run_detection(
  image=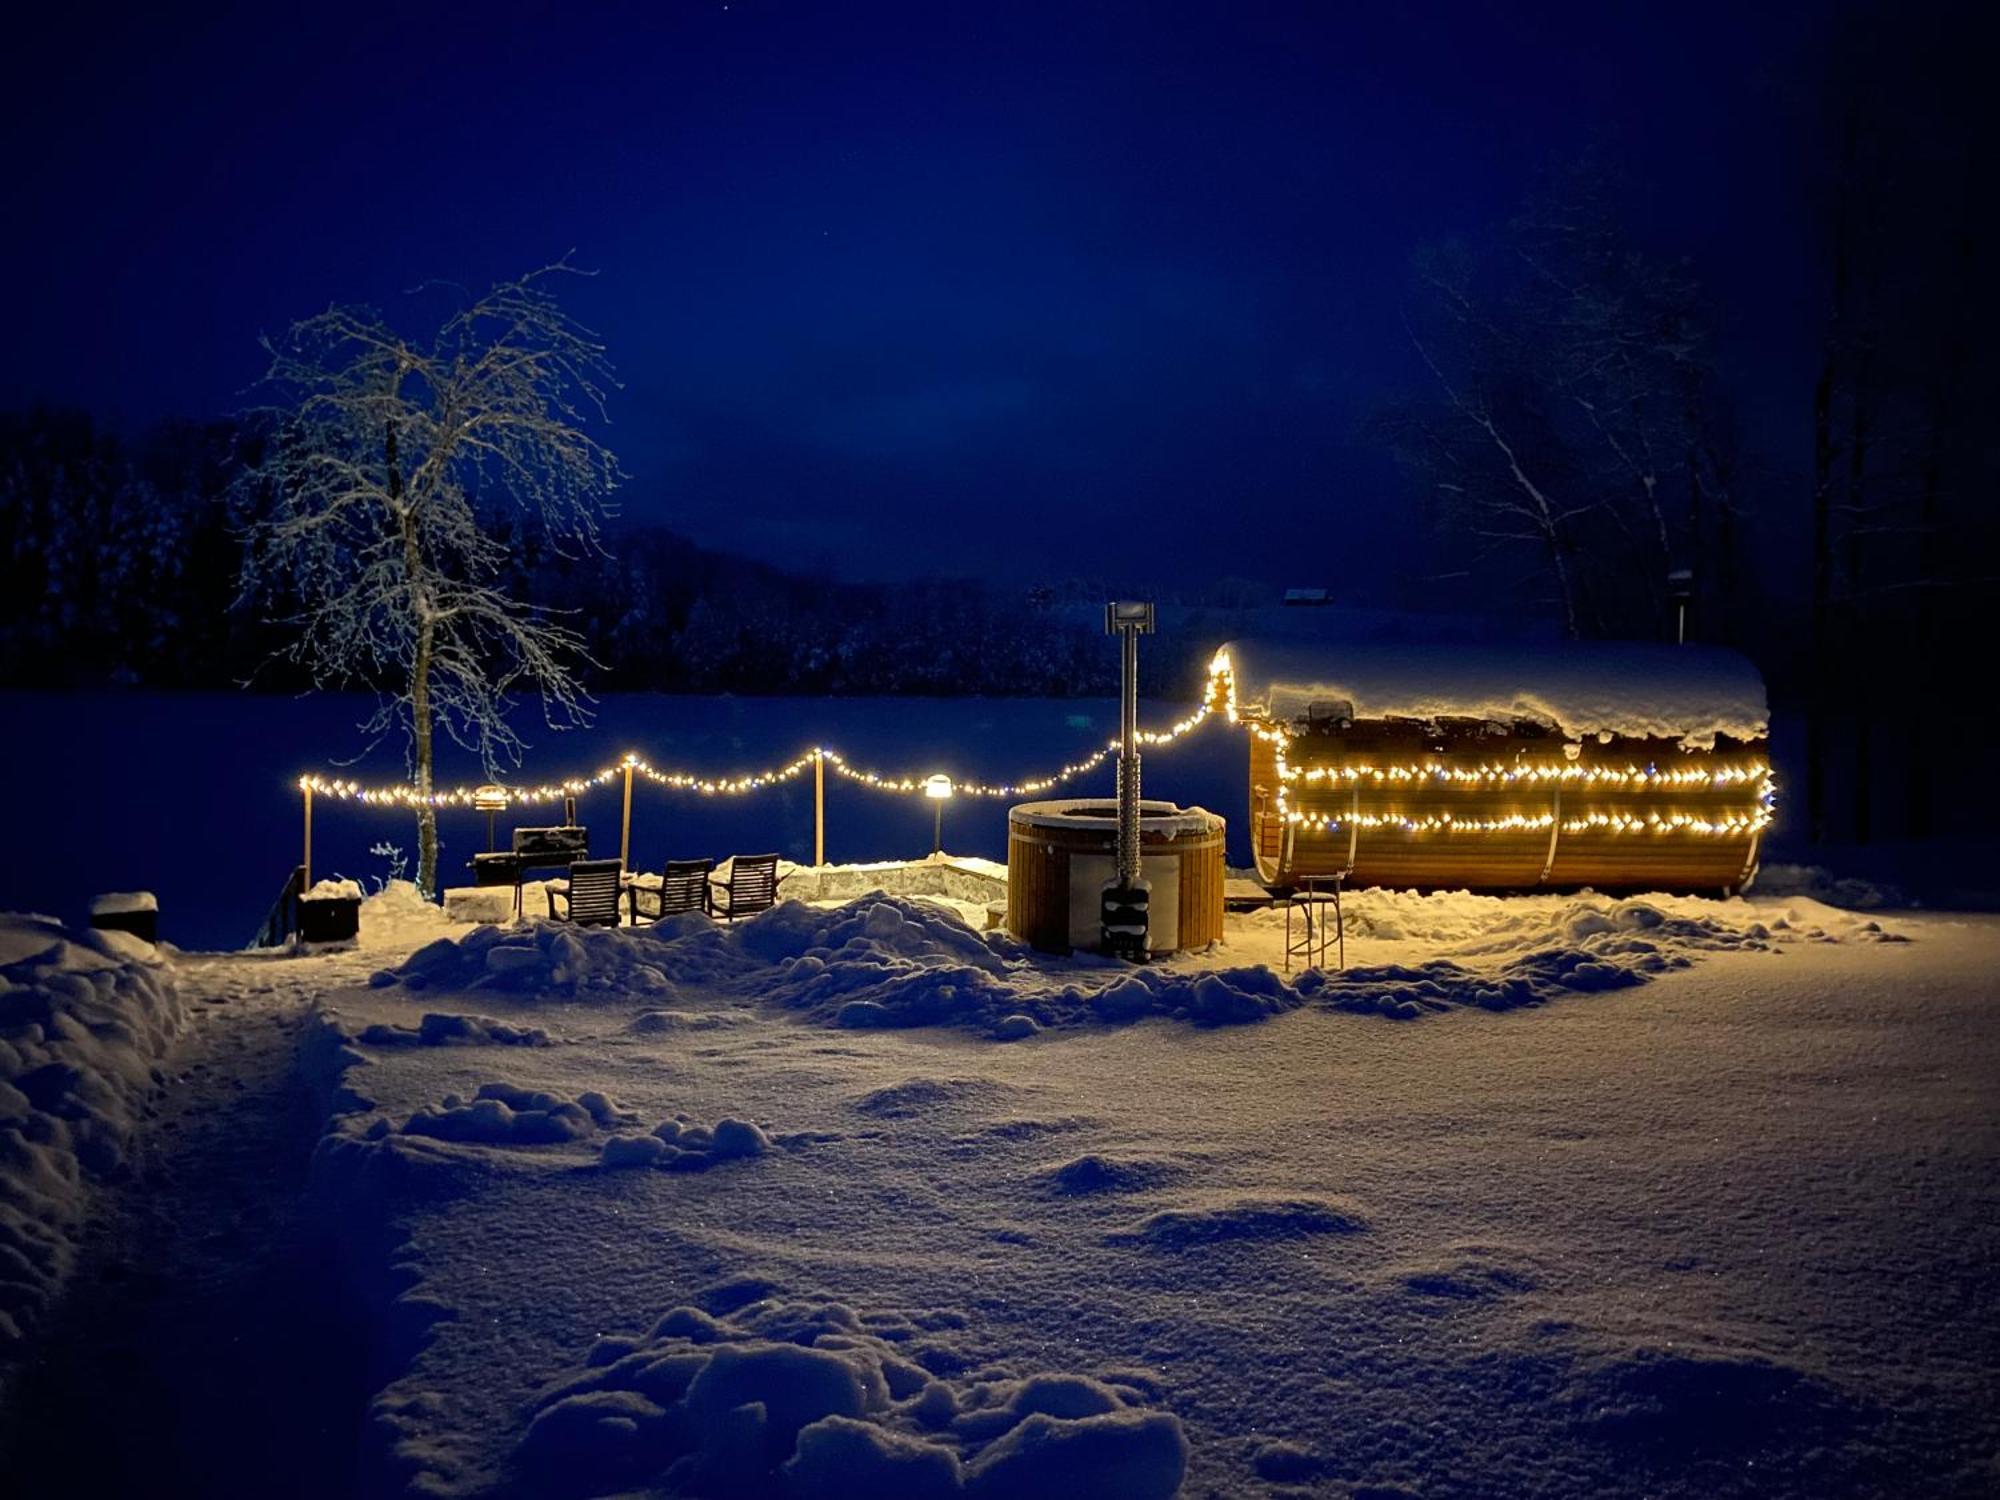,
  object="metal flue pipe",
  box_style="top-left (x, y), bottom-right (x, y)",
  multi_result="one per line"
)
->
top-left (1101, 600), bottom-right (1155, 958)
top-left (1117, 621), bottom-right (1141, 885)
